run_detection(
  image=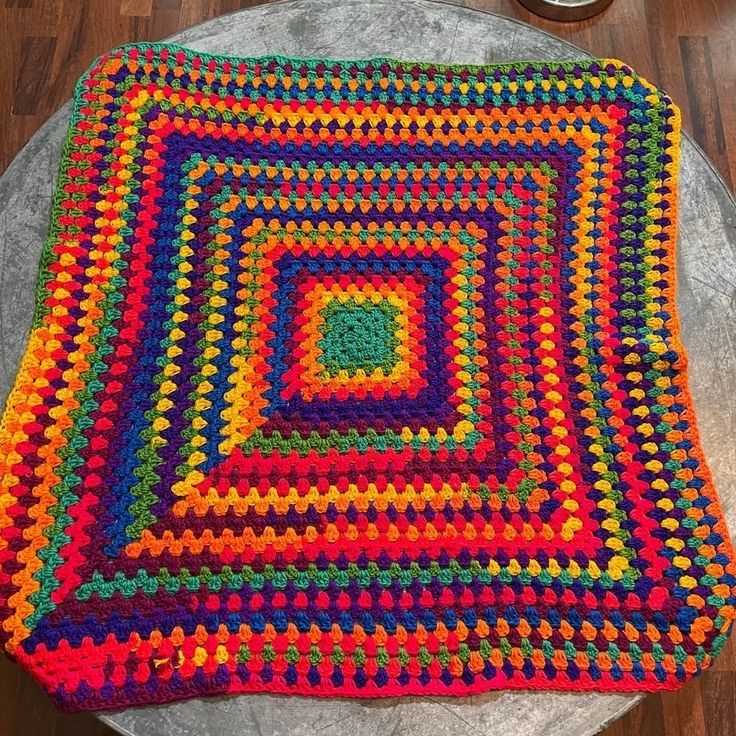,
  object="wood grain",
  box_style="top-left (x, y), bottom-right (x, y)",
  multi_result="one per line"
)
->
top-left (0, 2), bottom-right (735, 736)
